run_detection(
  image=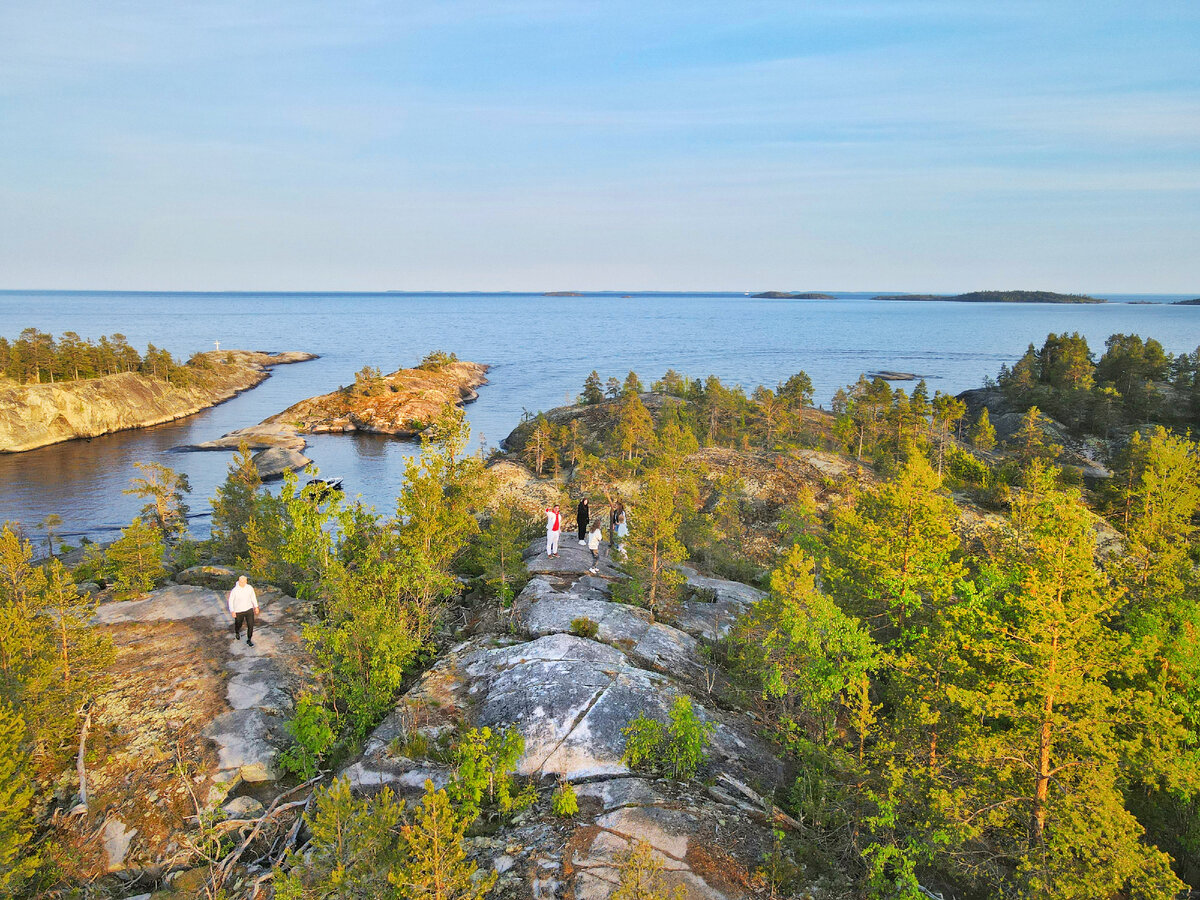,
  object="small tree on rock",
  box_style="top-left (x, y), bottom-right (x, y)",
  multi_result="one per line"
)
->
top-left (106, 517), bottom-right (166, 599)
